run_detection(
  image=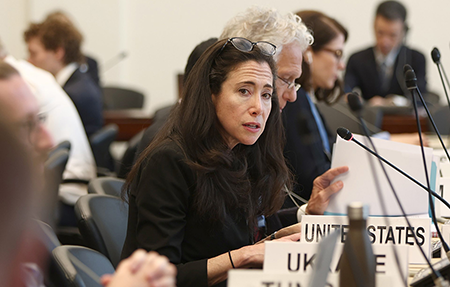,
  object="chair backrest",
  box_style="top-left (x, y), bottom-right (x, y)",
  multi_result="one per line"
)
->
top-left (48, 140), bottom-right (71, 158)
top-left (30, 220), bottom-right (62, 287)
top-left (89, 124), bottom-right (118, 170)
top-left (44, 148), bottom-right (70, 226)
top-left (316, 101), bottom-right (382, 136)
top-left (103, 86), bottom-right (145, 110)
top-left (87, 177), bottom-right (125, 198)
top-left (431, 106), bottom-right (450, 135)
top-left (75, 194), bottom-right (128, 267)
top-left (51, 245), bottom-right (115, 287)
top-left (117, 130), bottom-right (144, 179)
